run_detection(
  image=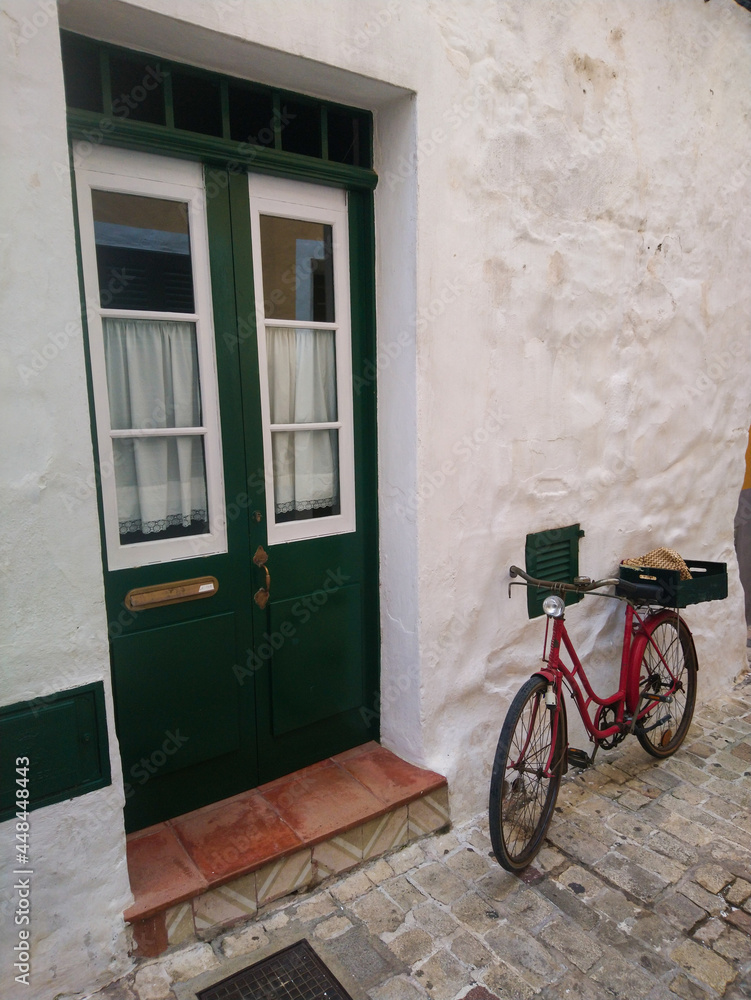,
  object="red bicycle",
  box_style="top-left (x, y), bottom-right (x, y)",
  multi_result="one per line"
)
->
top-left (489, 563), bottom-right (701, 872)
